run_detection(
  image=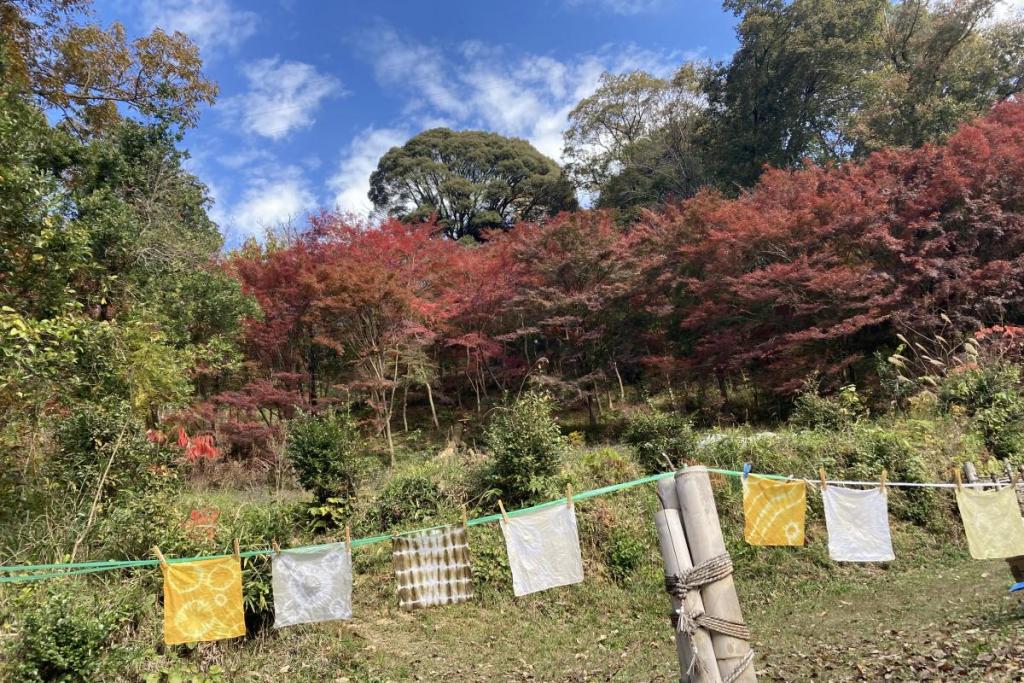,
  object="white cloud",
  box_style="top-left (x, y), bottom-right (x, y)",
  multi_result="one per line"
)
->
top-left (564, 0), bottom-right (667, 15)
top-left (357, 26), bottom-right (682, 165)
top-left (227, 165), bottom-right (316, 238)
top-left (360, 26), bottom-right (470, 120)
top-left (139, 0), bottom-right (258, 55)
top-left (328, 127), bottom-right (409, 215)
top-left (223, 58), bottom-right (342, 140)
